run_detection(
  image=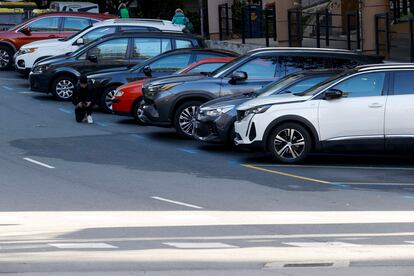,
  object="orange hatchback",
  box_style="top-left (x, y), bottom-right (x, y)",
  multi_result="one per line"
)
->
top-left (112, 57), bottom-right (235, 124)
top-left (0, 12), bottom-right (115, 69)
